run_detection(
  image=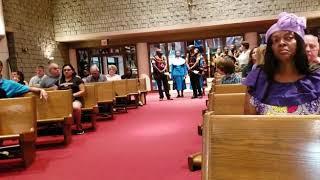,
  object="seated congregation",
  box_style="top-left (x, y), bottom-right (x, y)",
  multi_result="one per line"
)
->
top-left (190, 12), bottom-right (320, 179)
top-left (0, 61), bottom-right (147, 167)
